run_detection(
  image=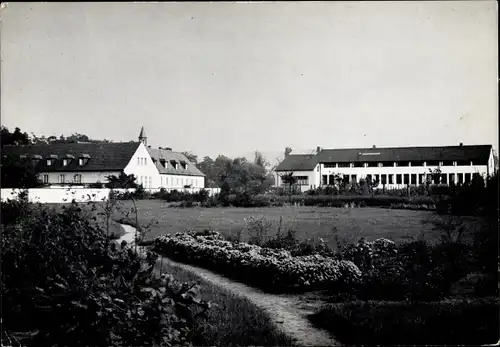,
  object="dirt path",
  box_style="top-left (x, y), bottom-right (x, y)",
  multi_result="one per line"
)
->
top-left (156, 256), bottom-right (340, 347)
